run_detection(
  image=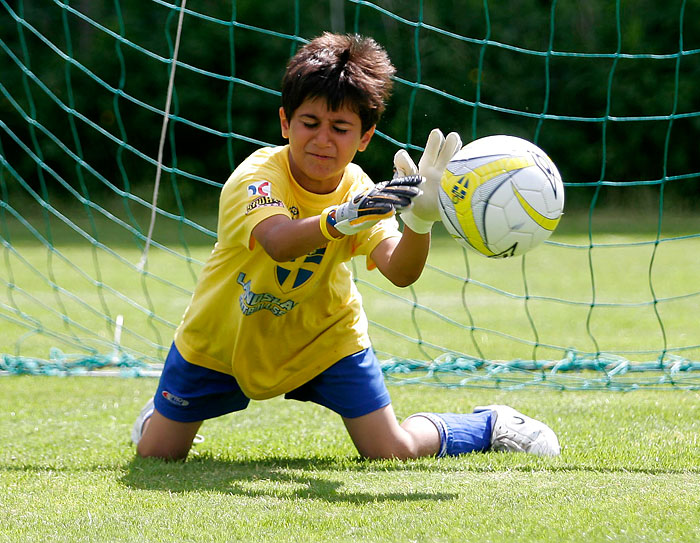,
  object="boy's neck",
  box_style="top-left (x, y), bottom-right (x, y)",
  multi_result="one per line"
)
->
top-left (294, 176), bottom-right (342, 195)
